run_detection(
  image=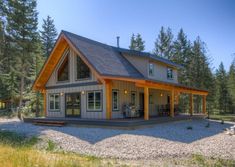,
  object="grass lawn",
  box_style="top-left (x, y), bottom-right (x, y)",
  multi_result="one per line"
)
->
top-left (209, 113), bottom-right (235, 122)
top-left (0, 130), bottom-right (234, 167)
